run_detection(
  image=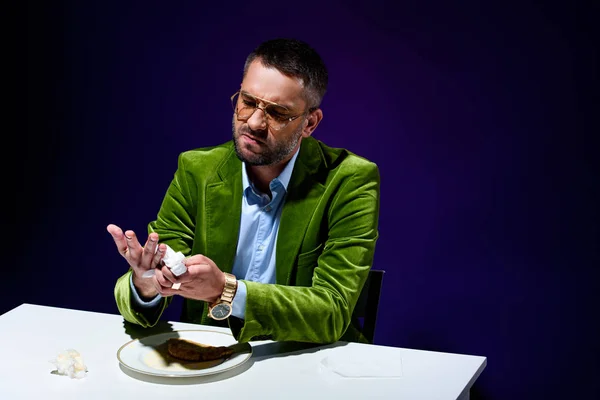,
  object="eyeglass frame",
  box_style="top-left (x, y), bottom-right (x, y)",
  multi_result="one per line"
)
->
top-left (230, 90), bottom-right (315, 131)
